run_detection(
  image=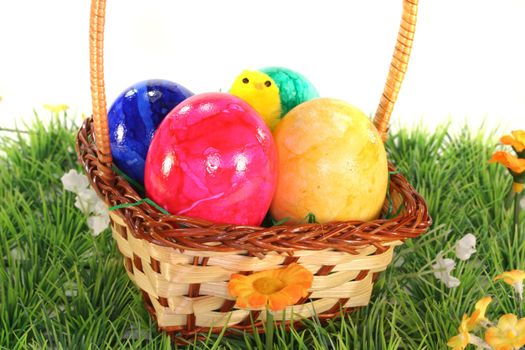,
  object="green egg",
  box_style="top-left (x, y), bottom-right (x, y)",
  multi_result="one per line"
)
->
top-left (259, 67), bottom-right (319, 118)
